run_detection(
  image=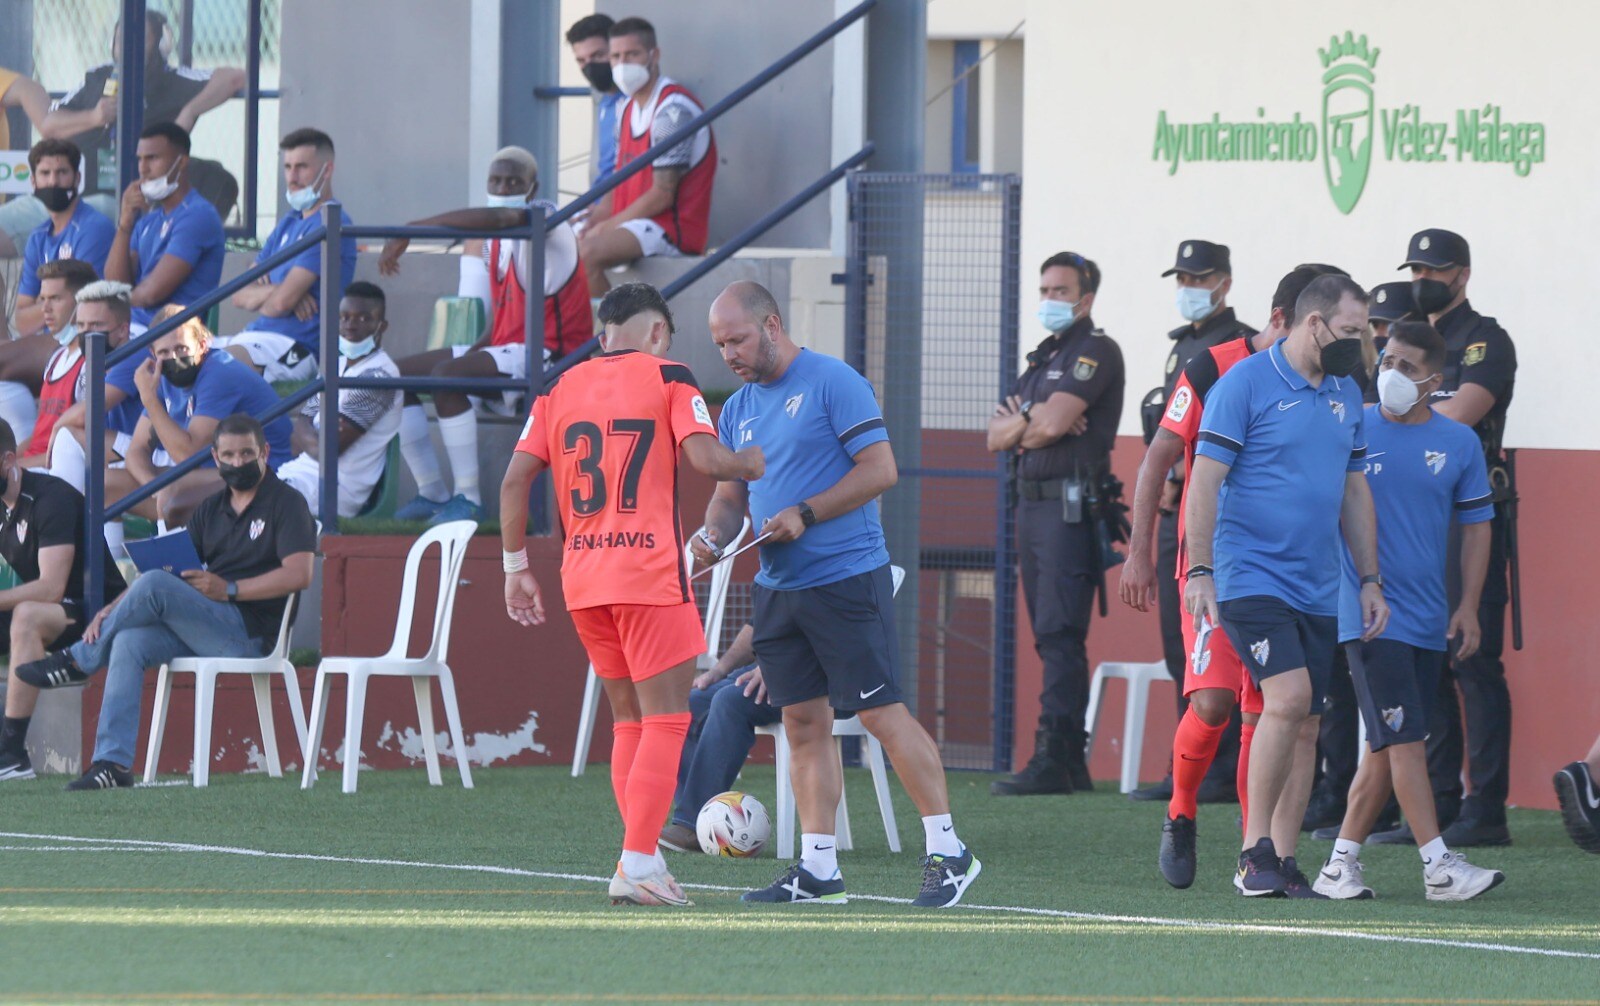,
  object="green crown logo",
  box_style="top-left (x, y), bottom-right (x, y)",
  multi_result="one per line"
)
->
top-left (1318, 31), bottom-right (1380, 71)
